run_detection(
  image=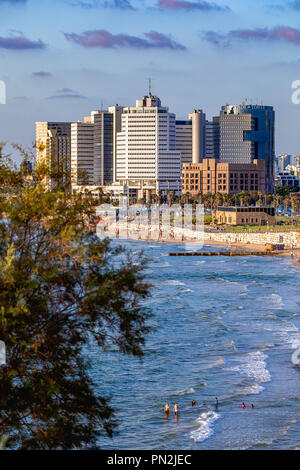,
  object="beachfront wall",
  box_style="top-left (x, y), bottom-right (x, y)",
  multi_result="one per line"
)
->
top-left (204, 231), bottom-right (300, 248)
